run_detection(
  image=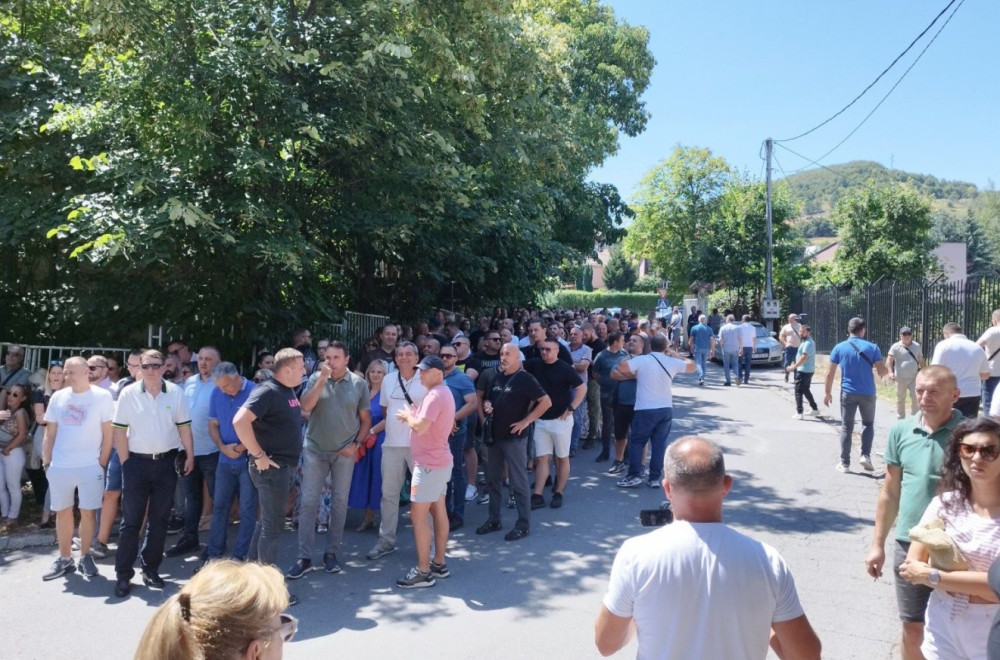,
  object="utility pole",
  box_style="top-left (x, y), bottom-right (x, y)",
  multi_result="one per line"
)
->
top-left (761, 138), bottom-right (779, 325)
